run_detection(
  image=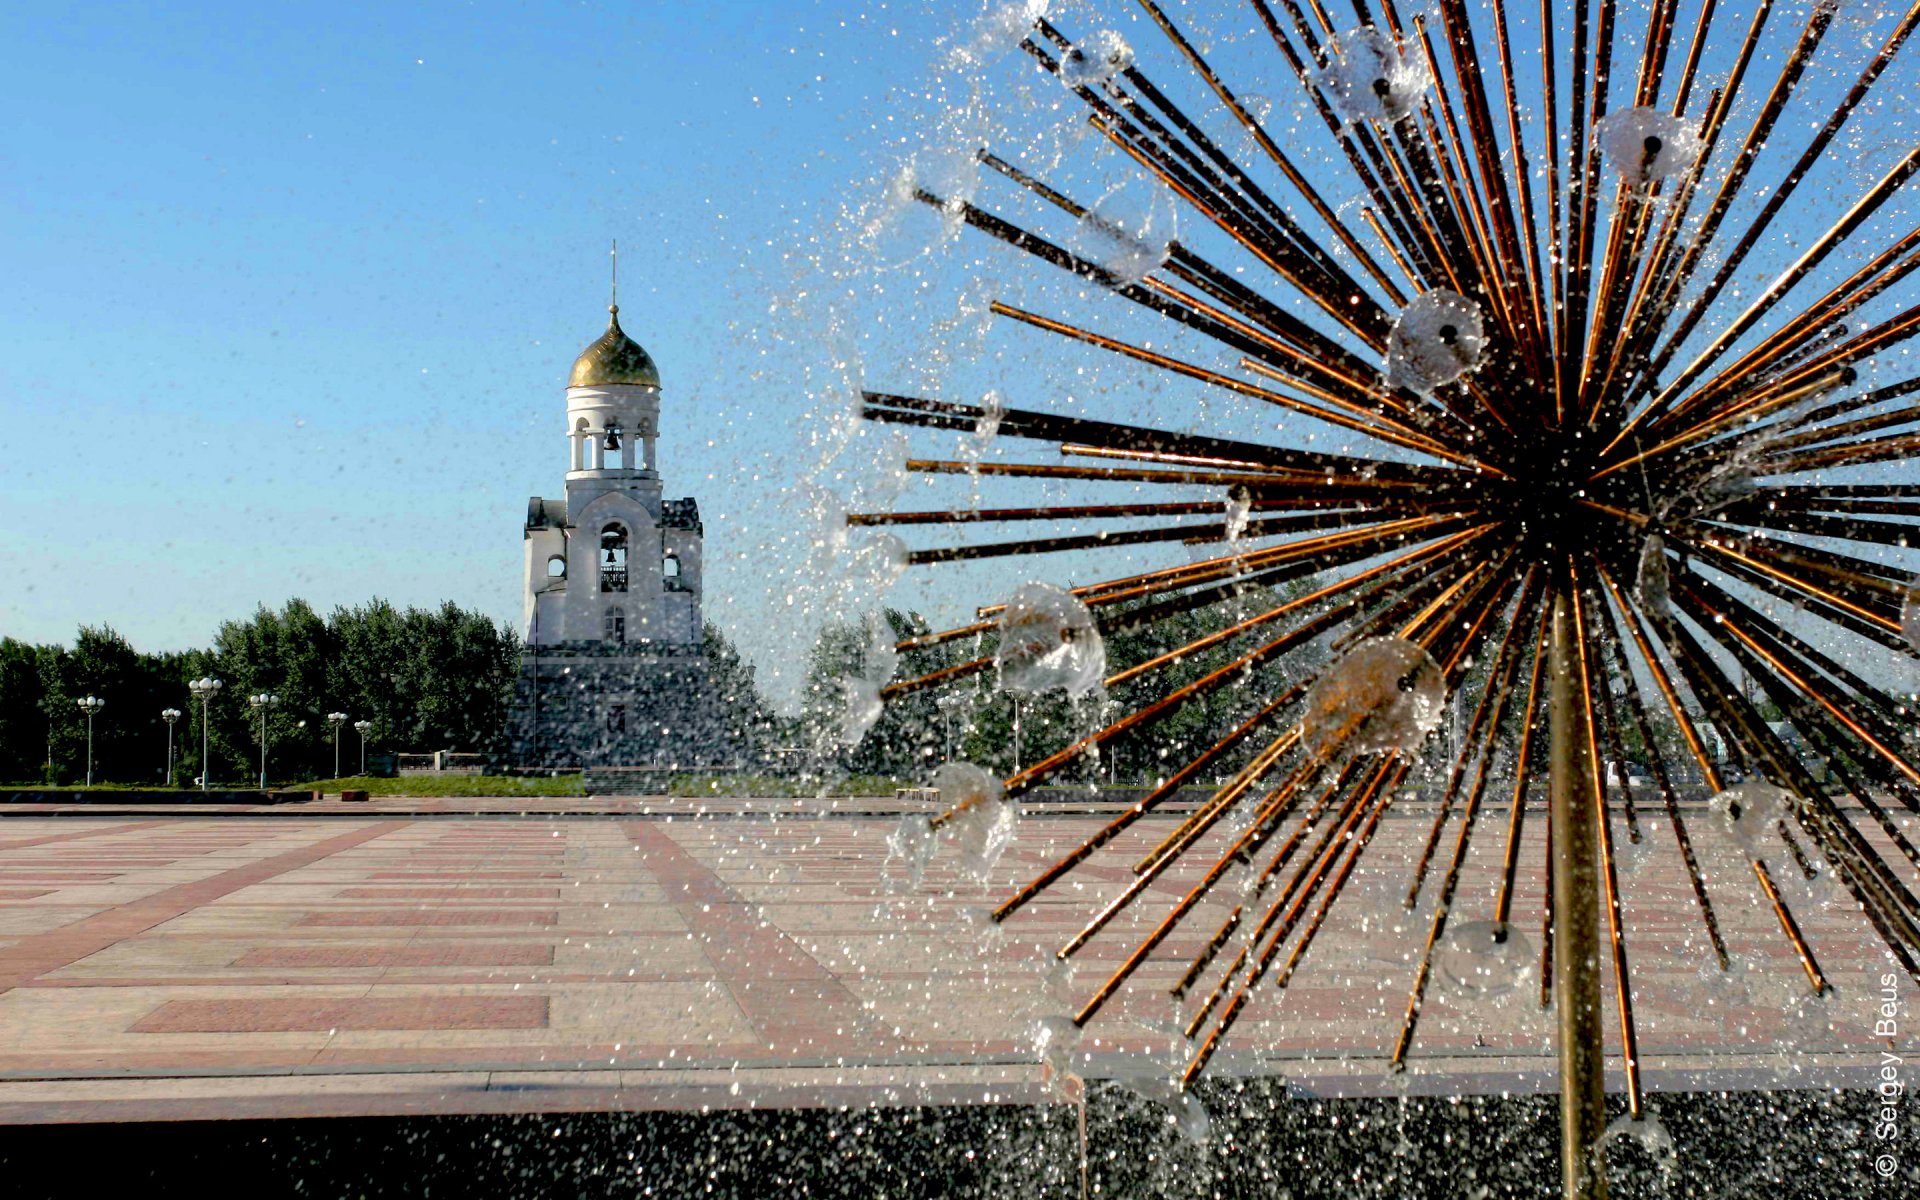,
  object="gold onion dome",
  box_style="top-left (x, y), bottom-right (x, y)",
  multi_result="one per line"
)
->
top-left (568, 305), bottom-right (659, 389)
